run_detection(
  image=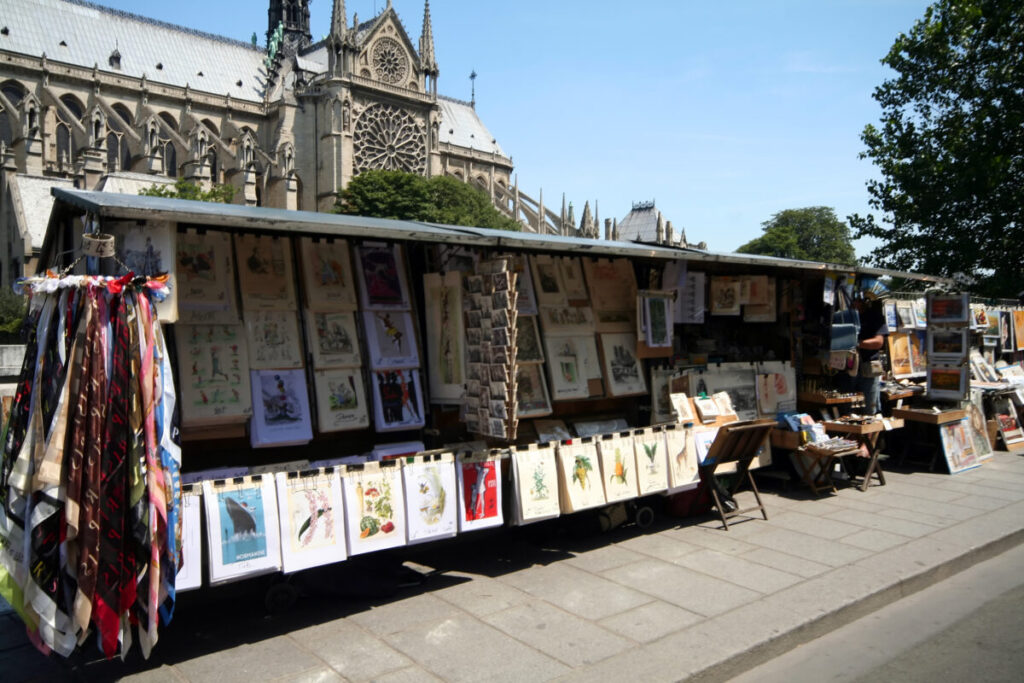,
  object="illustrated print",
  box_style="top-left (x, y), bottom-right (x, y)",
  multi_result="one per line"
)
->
top-left (122, 236), bottom-right (164, 275)
top-left (246, 311), bottom-right (303, 369)
top-left (376, 312), bottom-right (404, 353)
top-left (572, 455), bottom-right (593, 490)
top-left (373, 369), bottom-right (424, 430)
top-left (260, 373), bottom-right (303, 424)
top-left (288, 487), bottom-right (335, 551)
top-left (414, 467), bottom-right (448, 526)
top-left (218, 488), bottom-right (268, 565)
top-left (609, 448), bottom-right (629, 485)
top-left (358, 245), bottom-right (407, 308)
top-left (530, 461), bottom-right (550, 501)
top-left (316, 313), bottom-right (354, 355)
top-left (460, 460), bottom-right (498, 521)
top-left (176, 324), bottom-right (251, 423)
